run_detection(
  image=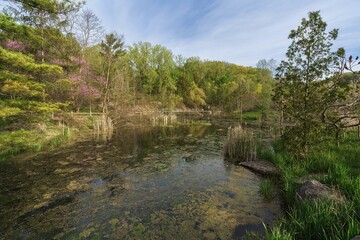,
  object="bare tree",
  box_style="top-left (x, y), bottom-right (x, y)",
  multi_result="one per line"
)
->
top-left (76, 8), bottom-right (104, 49)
